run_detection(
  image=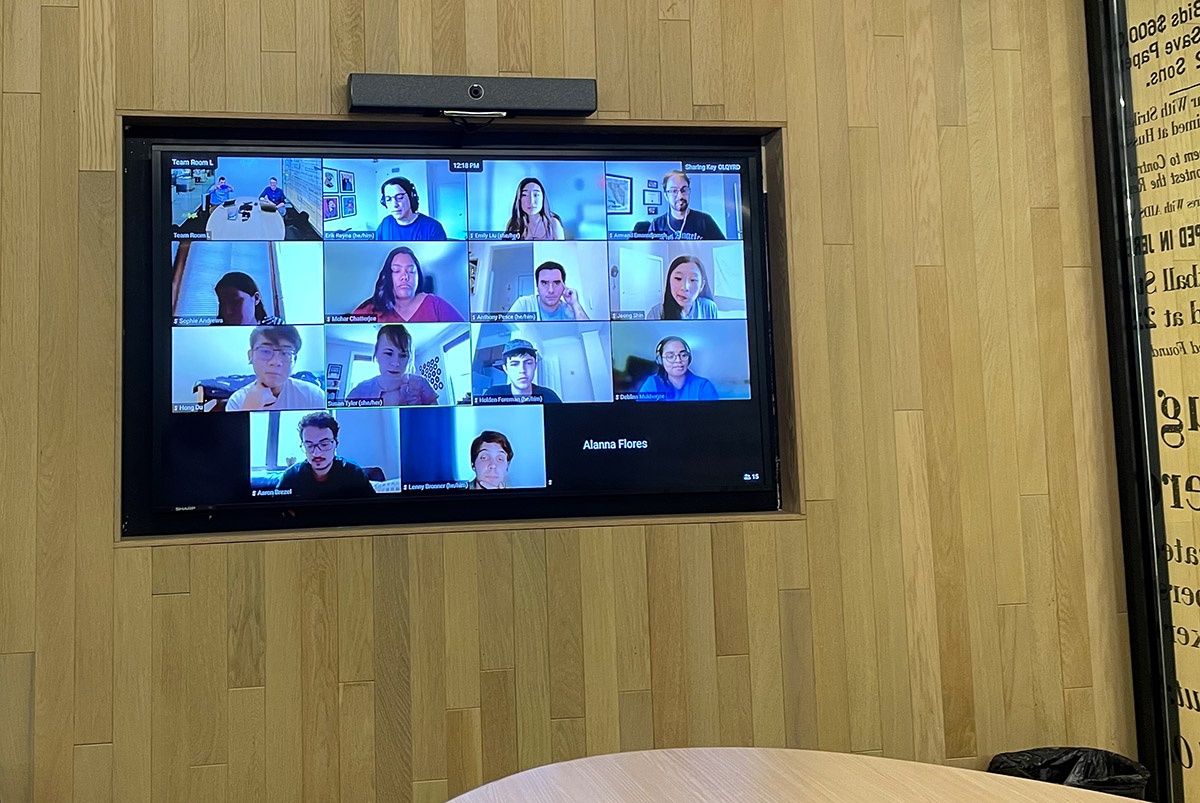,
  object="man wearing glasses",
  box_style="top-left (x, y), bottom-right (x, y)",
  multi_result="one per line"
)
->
top-left (226, 325), bottom-right (326, 411)
top-left (275, 411), bottom-right (377, 498)
top-left (648, 170), bottom-right (726, 240)
top-left (375, 176), bottom-right (448, 241)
